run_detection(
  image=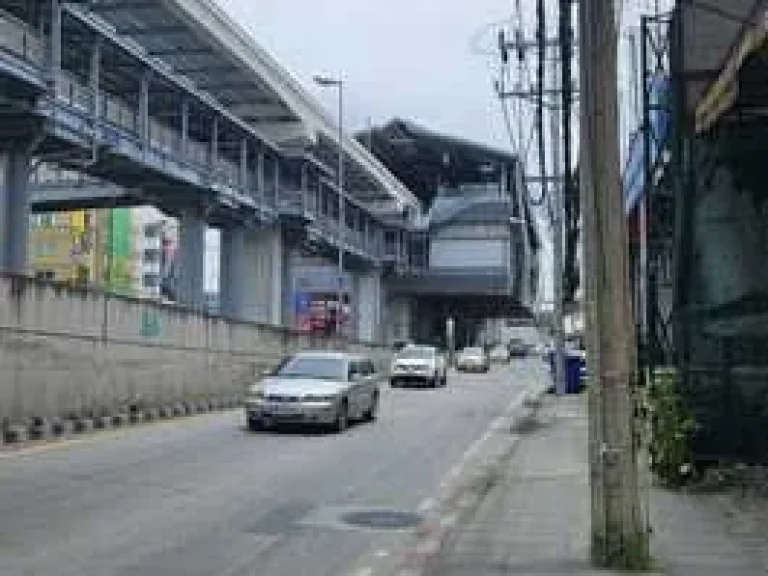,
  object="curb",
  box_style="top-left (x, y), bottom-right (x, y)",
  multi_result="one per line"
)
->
top-left (391, 385), bottom-right (548, 576)
top-left (1, 395), bottom-right (241, 452)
